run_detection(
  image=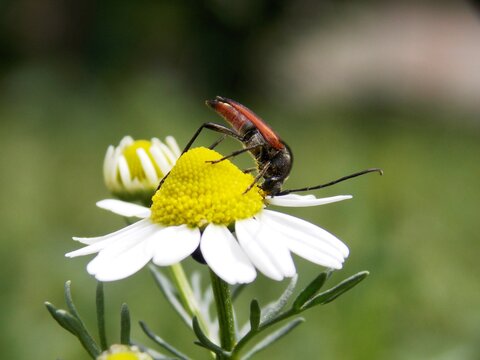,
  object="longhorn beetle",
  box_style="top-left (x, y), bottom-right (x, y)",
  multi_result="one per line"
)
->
top-left (161, 96), bottom-right (382, 195)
